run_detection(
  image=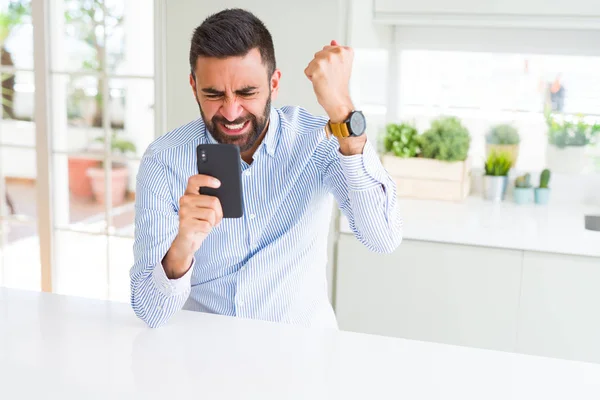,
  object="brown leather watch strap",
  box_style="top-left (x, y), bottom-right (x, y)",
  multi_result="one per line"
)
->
top-left (327, 120), bottom-right (350, 138)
